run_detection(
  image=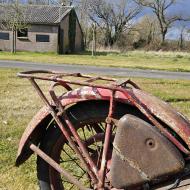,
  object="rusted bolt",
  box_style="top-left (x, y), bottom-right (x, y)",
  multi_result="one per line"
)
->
top-left (106, 117), bottom-right (112, 124)
top-left (106, 117), bottom-right (118, 125)
top-left (146, 138), bottom-right (156, 149)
